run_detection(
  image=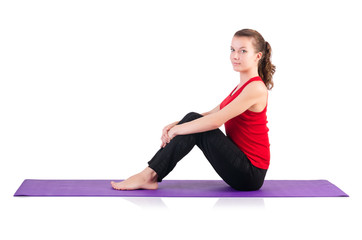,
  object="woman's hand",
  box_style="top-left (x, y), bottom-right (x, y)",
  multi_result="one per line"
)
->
top-left (167, 126), bottom-right (178, 140)
top-left (160, 121), bottom-right (179, 148)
